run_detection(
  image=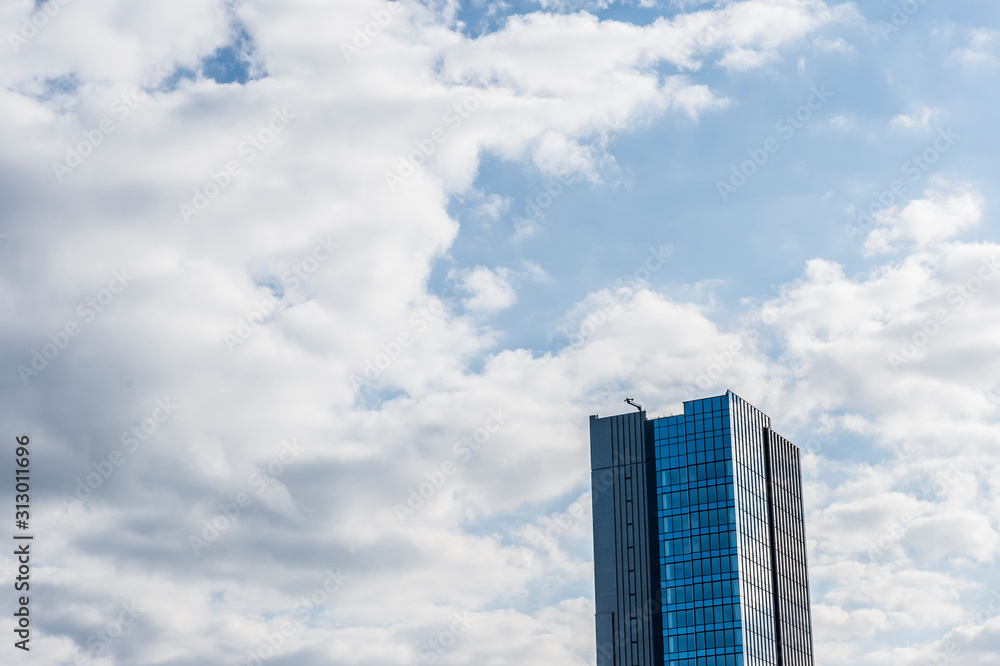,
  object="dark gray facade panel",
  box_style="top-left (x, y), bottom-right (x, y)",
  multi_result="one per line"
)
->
top-left (590, 412), bottom-right (662, 666)
top-left (592, 416), bottom-right (614, 470)
top-left (596, 612), bottom-right (615, 666)
top-left (594, 468), bottom-right (620, 619)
